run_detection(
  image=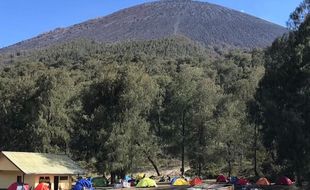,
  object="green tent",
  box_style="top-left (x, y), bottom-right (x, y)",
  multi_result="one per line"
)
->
top-left (136, 178), bottom-right (157, 188)
top-left (92, 177), bottom-right (108, 187)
